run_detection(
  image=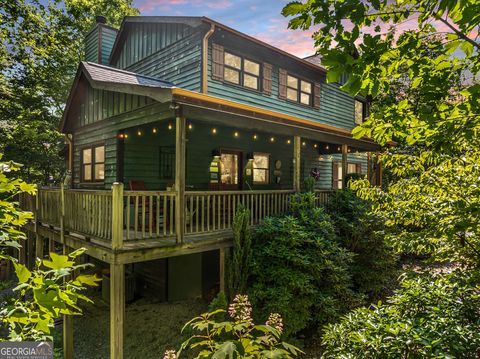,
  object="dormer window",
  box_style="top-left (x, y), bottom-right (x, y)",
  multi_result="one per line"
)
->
top-left (224, 51), bottom-right (260, 90)
top-left (286, 74), bottom-right (312, 105)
